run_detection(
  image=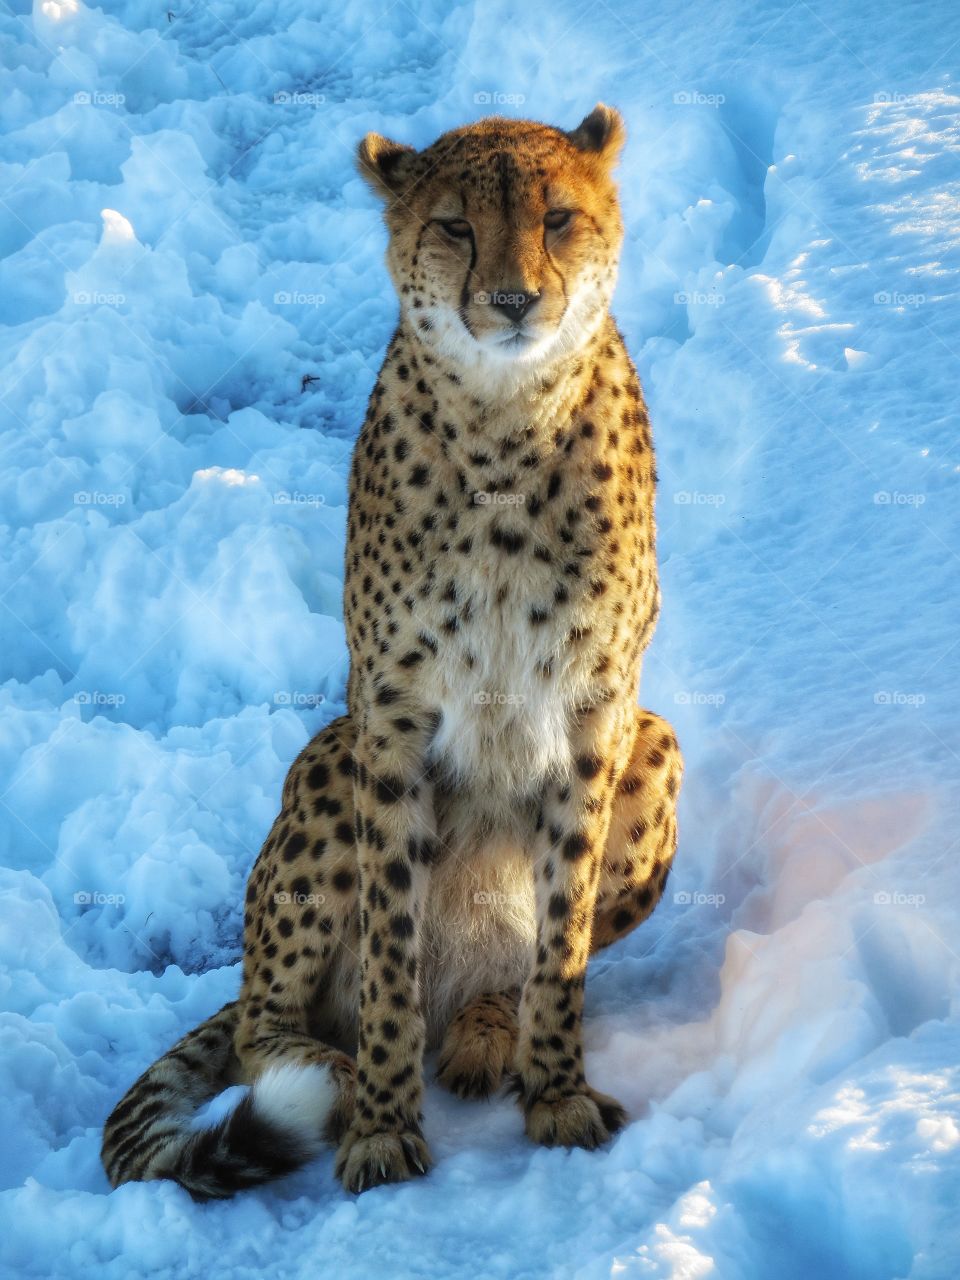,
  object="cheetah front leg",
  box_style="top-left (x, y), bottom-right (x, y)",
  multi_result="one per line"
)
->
top-left (512, 702), bottom-right (631, 1149)
top-left (334, 704), bottom-right (438, 1193)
